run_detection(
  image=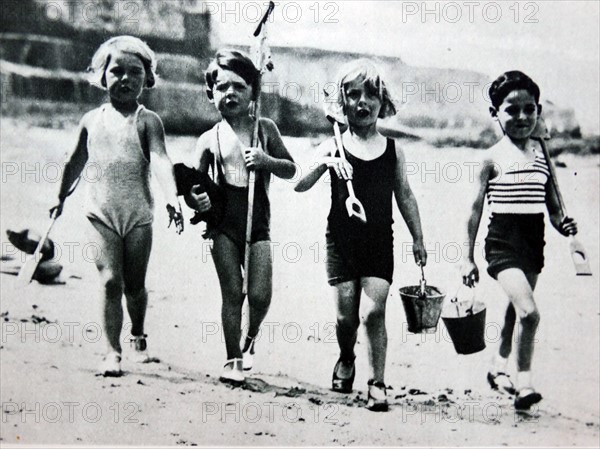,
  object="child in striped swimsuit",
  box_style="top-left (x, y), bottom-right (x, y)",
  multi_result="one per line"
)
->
top-left (51, 36), bottom-right (184, 376)
top-left (462, 71), bottom-right (578, 410)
